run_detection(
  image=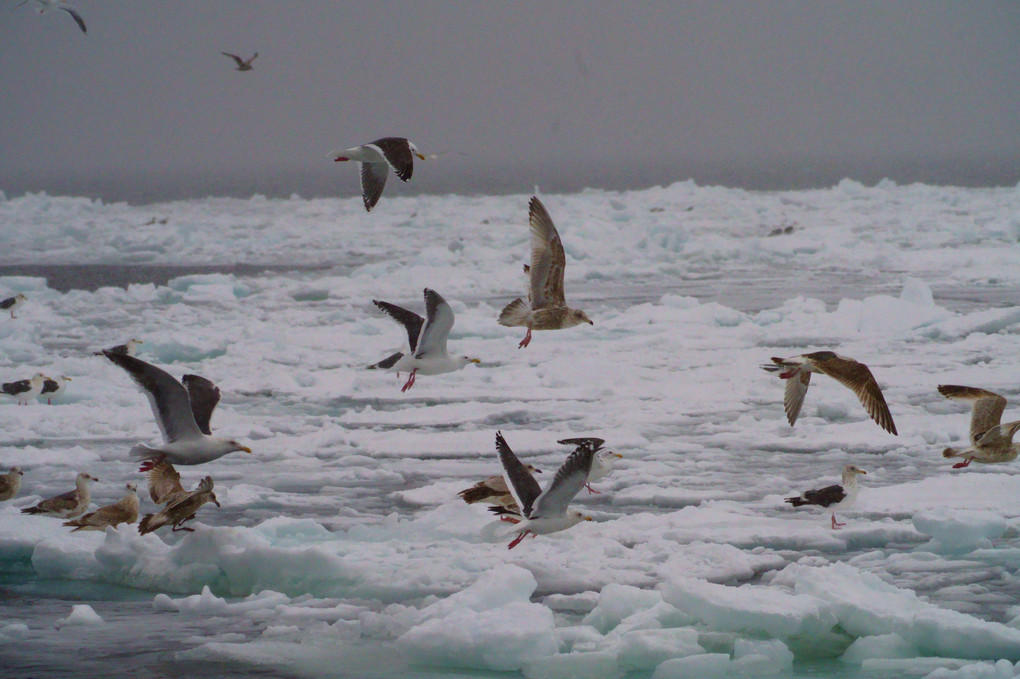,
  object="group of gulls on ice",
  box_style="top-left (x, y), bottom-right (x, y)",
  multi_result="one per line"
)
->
top-left (4, 138), bottom-right (1020, 548)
